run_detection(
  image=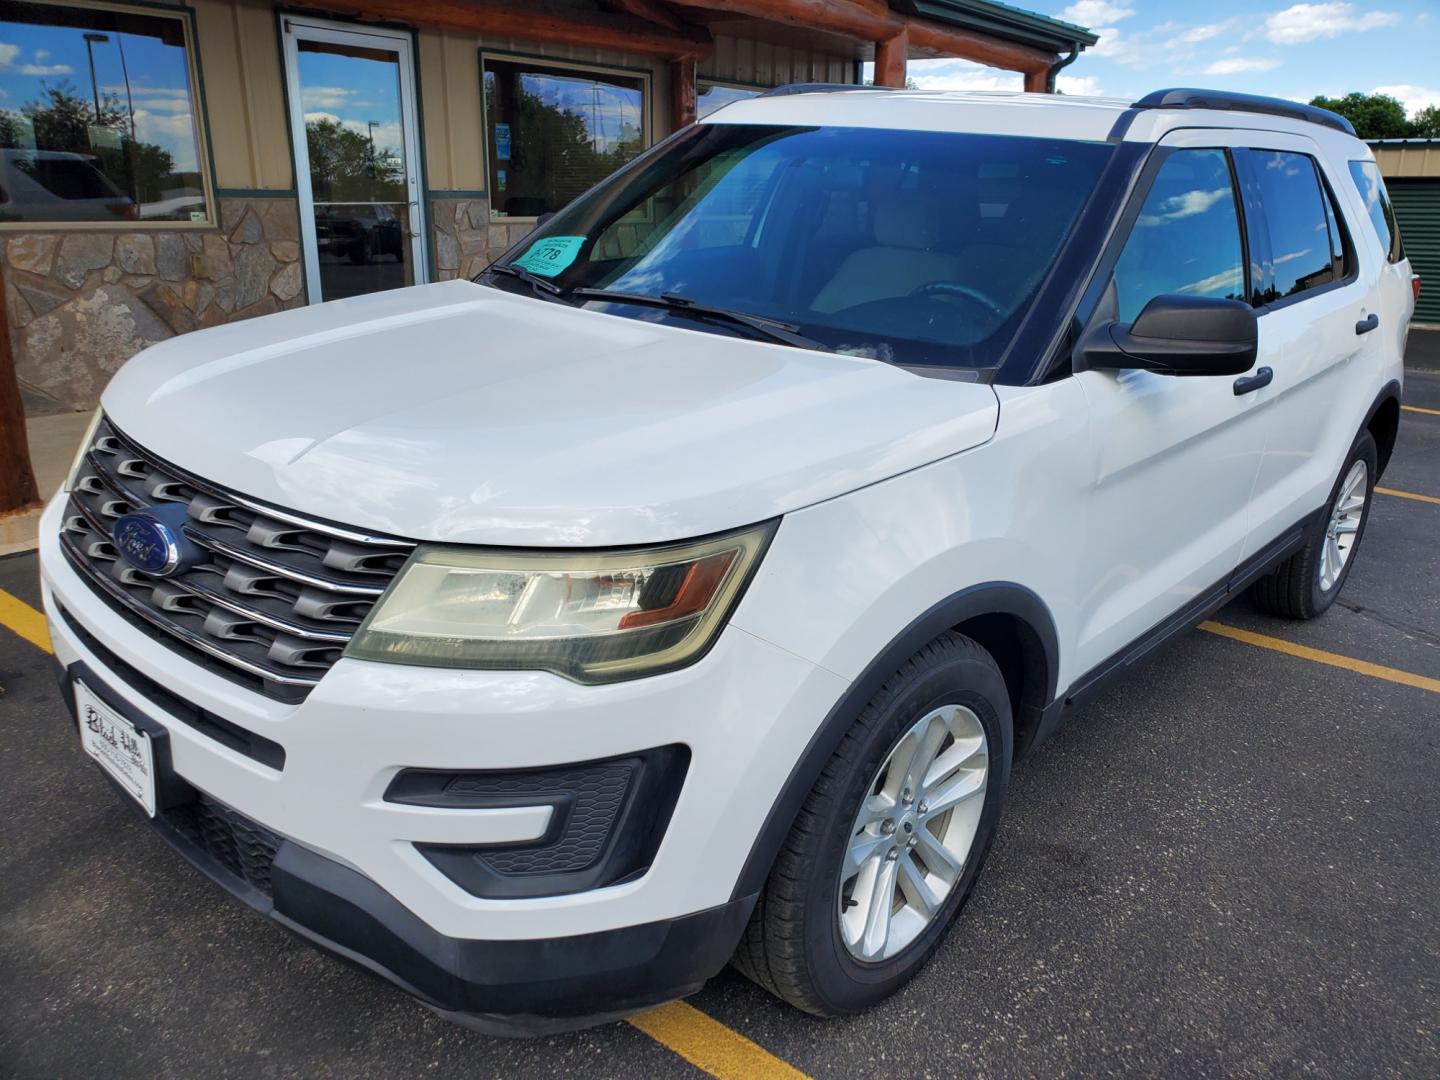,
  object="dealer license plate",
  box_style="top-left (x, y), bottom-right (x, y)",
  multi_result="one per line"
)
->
top-left (76, 681), bottom-right (156, 816)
